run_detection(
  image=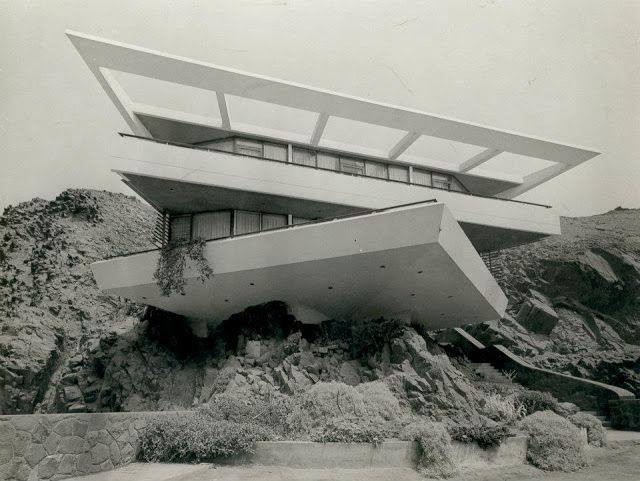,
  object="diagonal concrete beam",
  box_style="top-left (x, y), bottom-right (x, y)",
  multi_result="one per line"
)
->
top-left (310, 113), bottom-right (329, 146)
top-left (216, 92), bottom-right (231, 130)
top-left (388, 132), bottom-right (420, 160)
top-left (458, 148), bottom-right (502, 172)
